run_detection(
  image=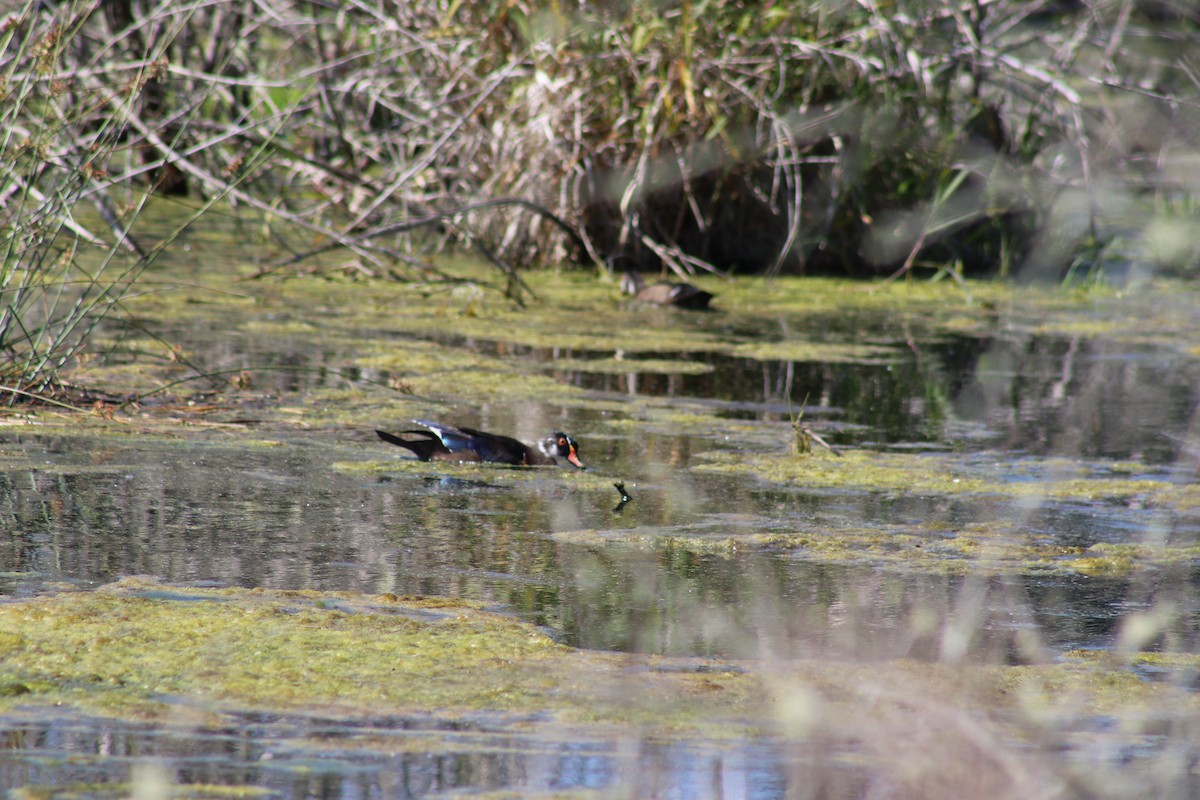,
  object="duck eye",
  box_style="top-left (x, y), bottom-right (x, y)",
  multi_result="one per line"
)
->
top-left (558, 437), bottom-right (567, 446)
